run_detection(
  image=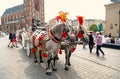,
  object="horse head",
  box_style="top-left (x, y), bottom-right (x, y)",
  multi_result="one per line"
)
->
top-left (76, 25), bottom-right (89, 44)
top-left (49, 23), bottom-right (70, 43)
top-left (66, 24), bottom-right (76, 42)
